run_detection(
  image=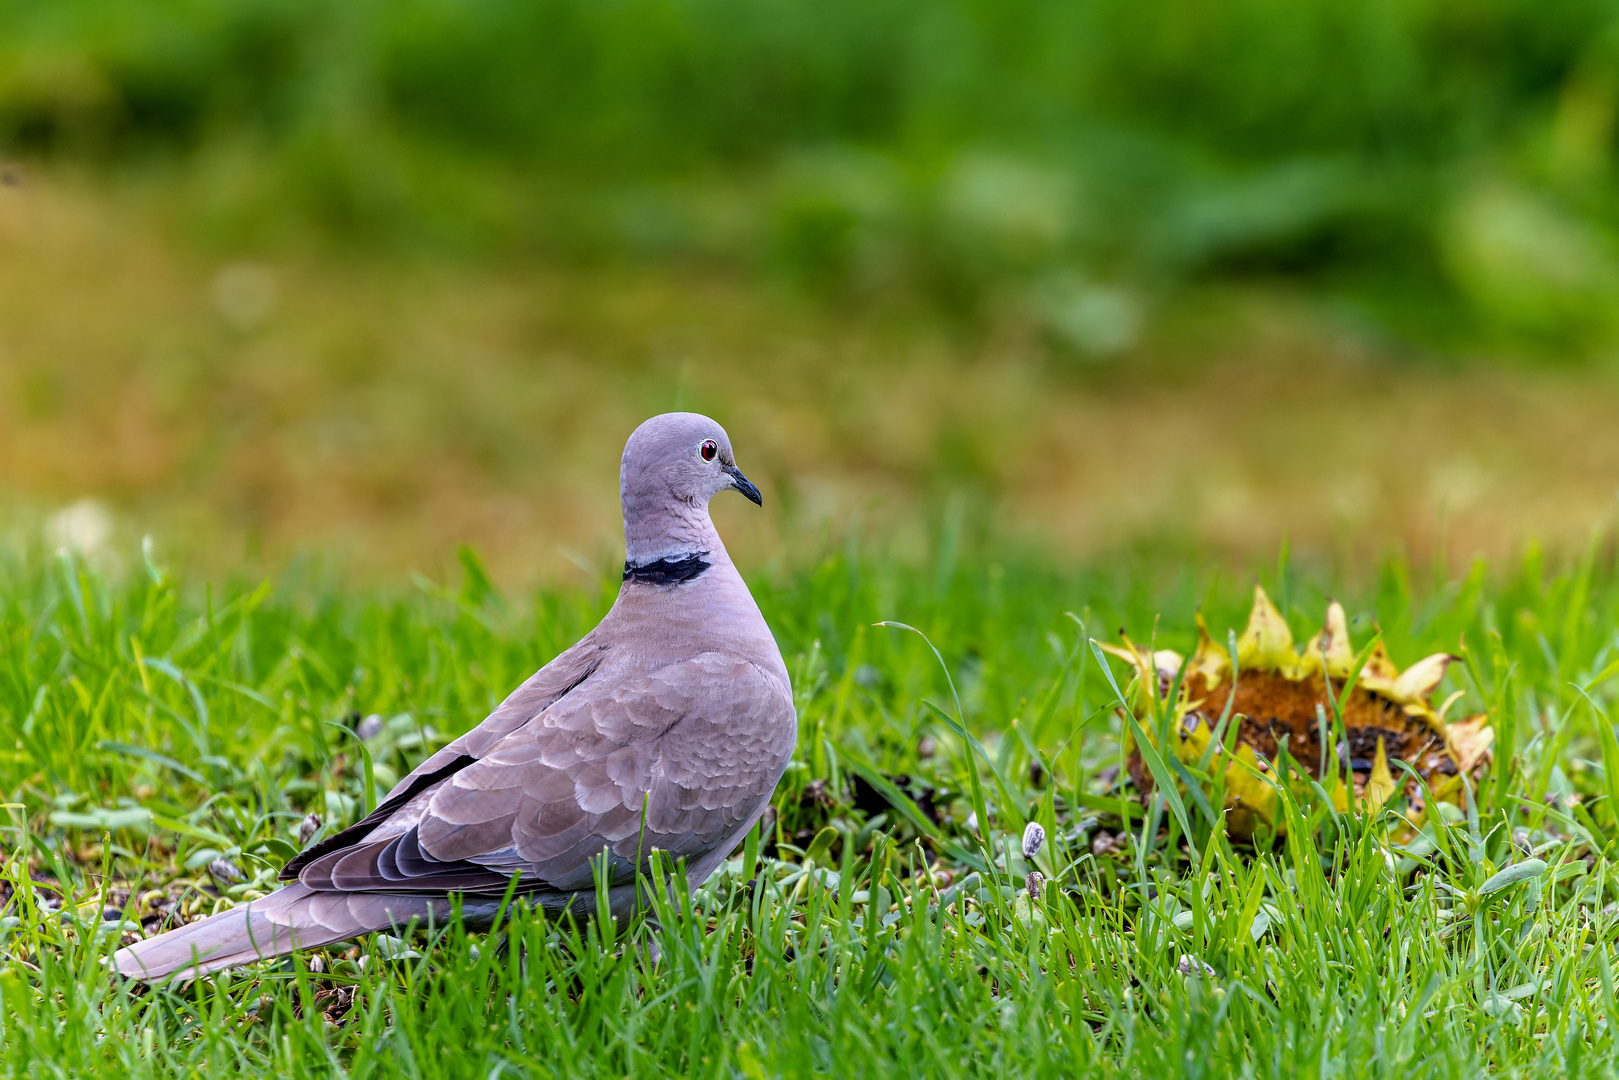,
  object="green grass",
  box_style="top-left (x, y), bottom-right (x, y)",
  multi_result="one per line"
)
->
top-left (6, 540), bottom-right (1619, 1077)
